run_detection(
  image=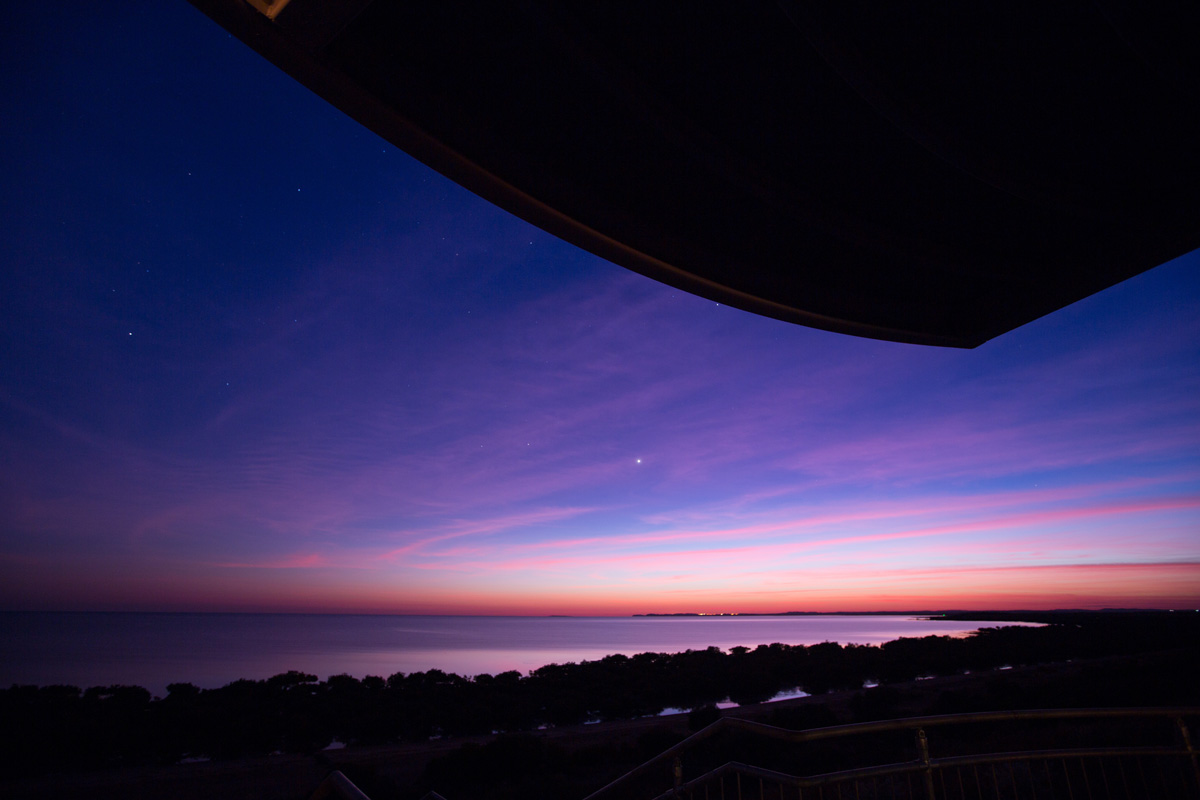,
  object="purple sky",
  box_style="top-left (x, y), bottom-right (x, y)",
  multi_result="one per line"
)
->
top-left (1, 4), bottom-right (1198, 614)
